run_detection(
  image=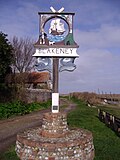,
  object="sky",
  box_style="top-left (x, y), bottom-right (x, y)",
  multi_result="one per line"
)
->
top-left (0, 0), bottom-right (120, 94)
